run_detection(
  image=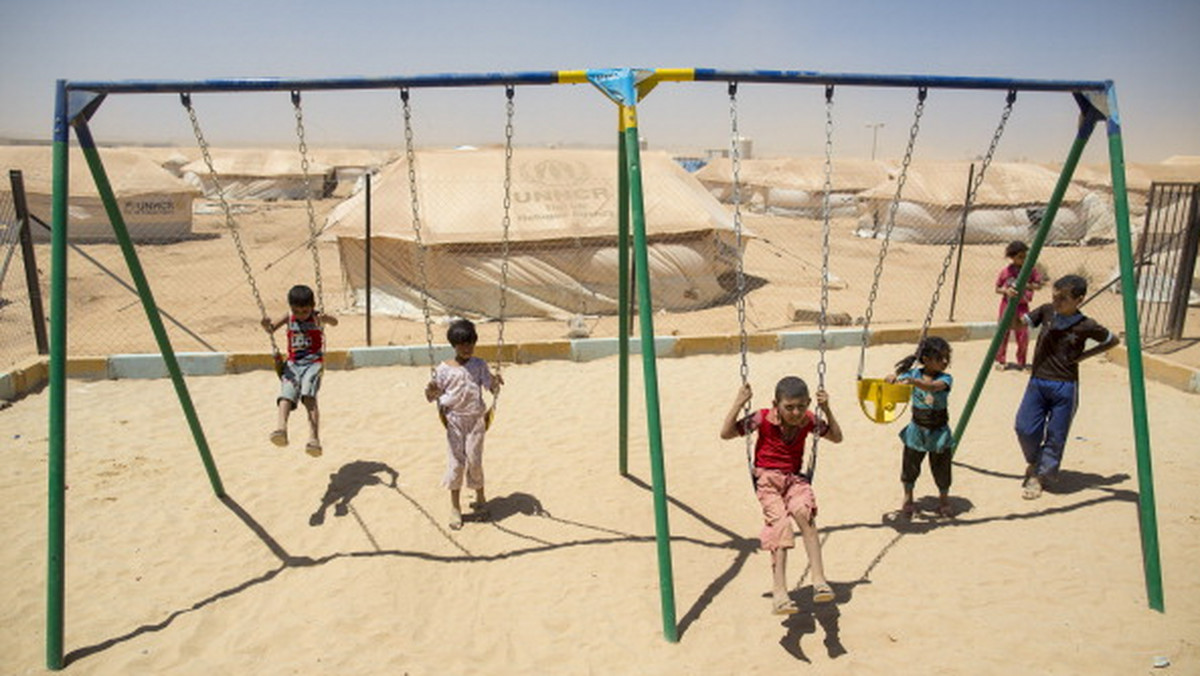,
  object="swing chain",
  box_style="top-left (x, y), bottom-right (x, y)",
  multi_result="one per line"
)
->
top-left (817, 84), bottom-right (834, 391)
top-left (180, 93), bottom-right (280, 358)
top-left (400, 88), bottom-right (437, 373)
top-left (918, 89), bottom-right (1017, 342)
top-left (728, 82), bottom-right (757, 487)
top-left (291, 91), bottom-right (326, 317)
top-left (728, 82), bottom-right (750, 391)
top-left (808, 84), bottom-right (837, 482)
top-left (496, 85), bottom-right (515, 379)
top-left (858, 87), bottom-right (927, 377)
